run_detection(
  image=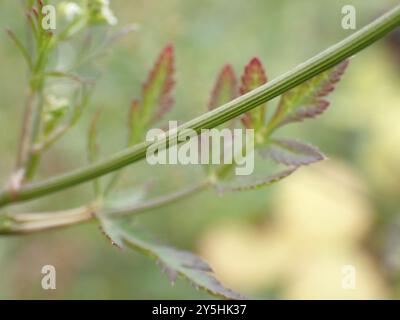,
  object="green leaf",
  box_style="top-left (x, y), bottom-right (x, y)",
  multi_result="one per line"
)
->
top-left (98, 217), bottom-right (124, 249)
top-left (129, 44), bottom-right (175, 145)
top-left (216, 167), bottom-right (297, 192)
top-left (202, 64), bottom-right (238, 174)
top-left (260, 139), bottom-right (326, 166)
top-left (239, 57), bottom-right (268, 130)
top-left (268, 60), bottom-right (349, 132)
top-left (5, 28), bottom-right (33, 69)
top-left (208, 64), bottom-right (237, 110)
top-left (117, 223), bottom-right (246, 300)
